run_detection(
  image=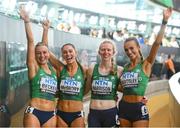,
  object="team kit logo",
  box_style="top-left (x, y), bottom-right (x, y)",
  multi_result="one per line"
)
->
top-left (92, 77), bottom-right (114, 95)
top-left (121, 71), bottom-right (142, 88)
top-left (40, 76), bottom-right (57, 94)
top-left (60, 76), bottom-right (82, 95)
